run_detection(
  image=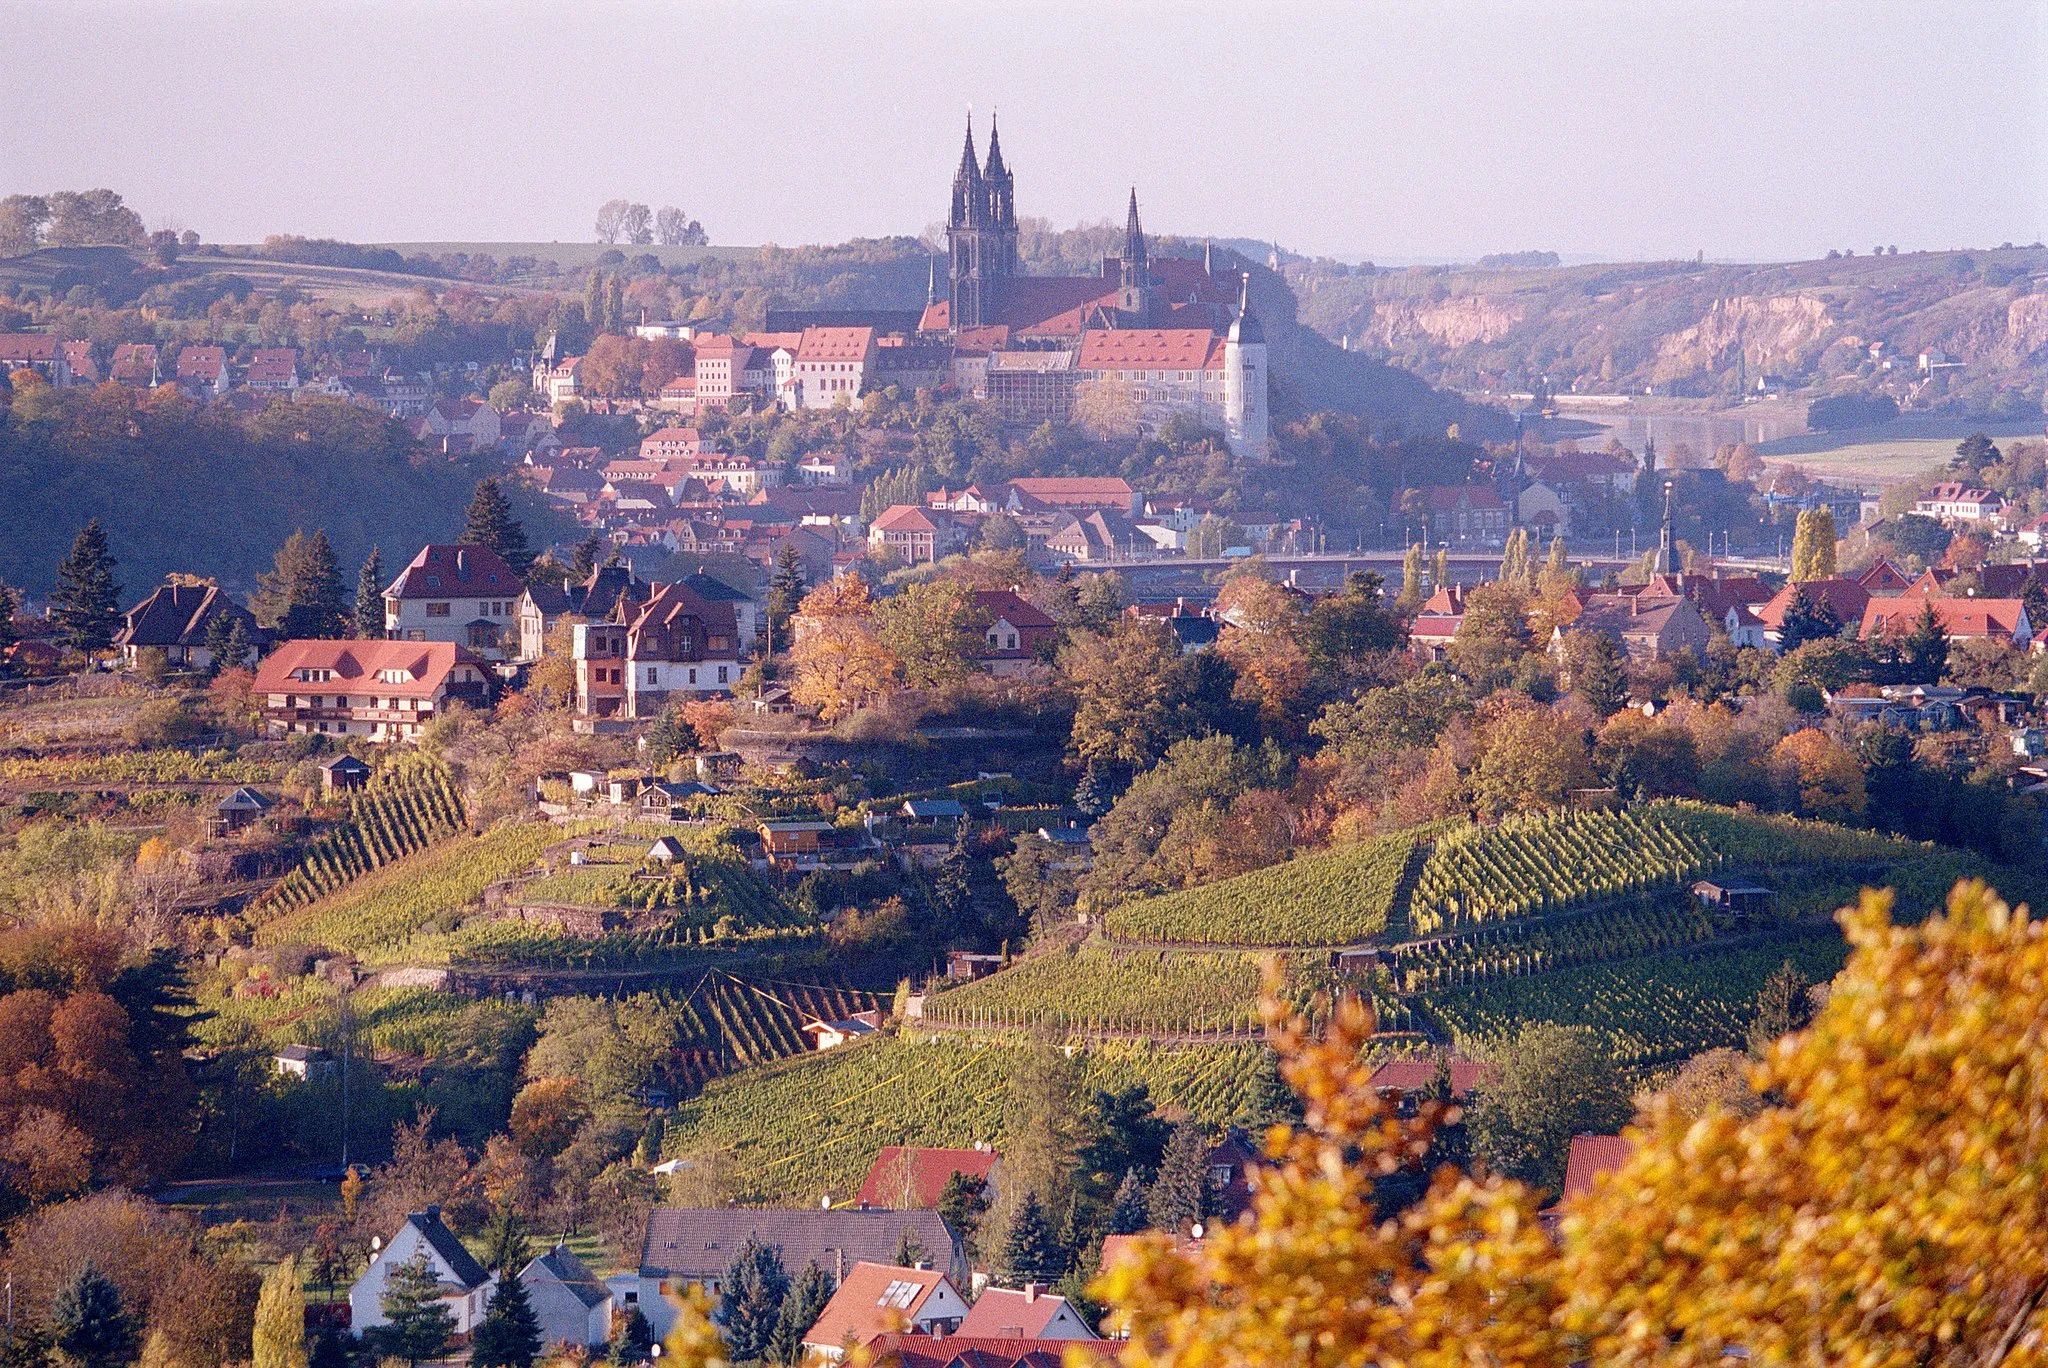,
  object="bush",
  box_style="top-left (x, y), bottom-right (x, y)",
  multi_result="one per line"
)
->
top-left (123, 697), bottom-right (206, 747)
